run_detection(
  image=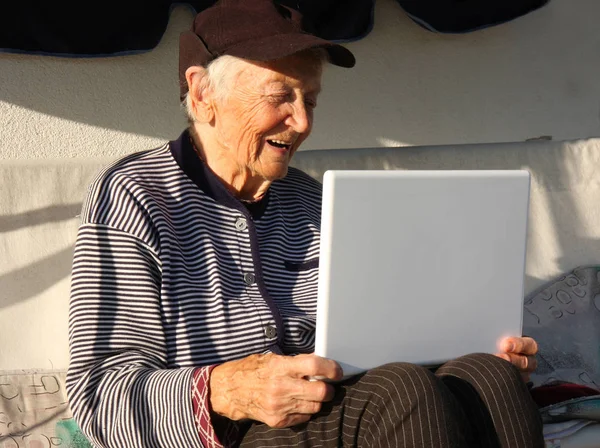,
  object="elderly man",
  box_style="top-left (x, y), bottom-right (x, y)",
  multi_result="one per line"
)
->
top-left (67, 1), bottom-right (543, 447)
